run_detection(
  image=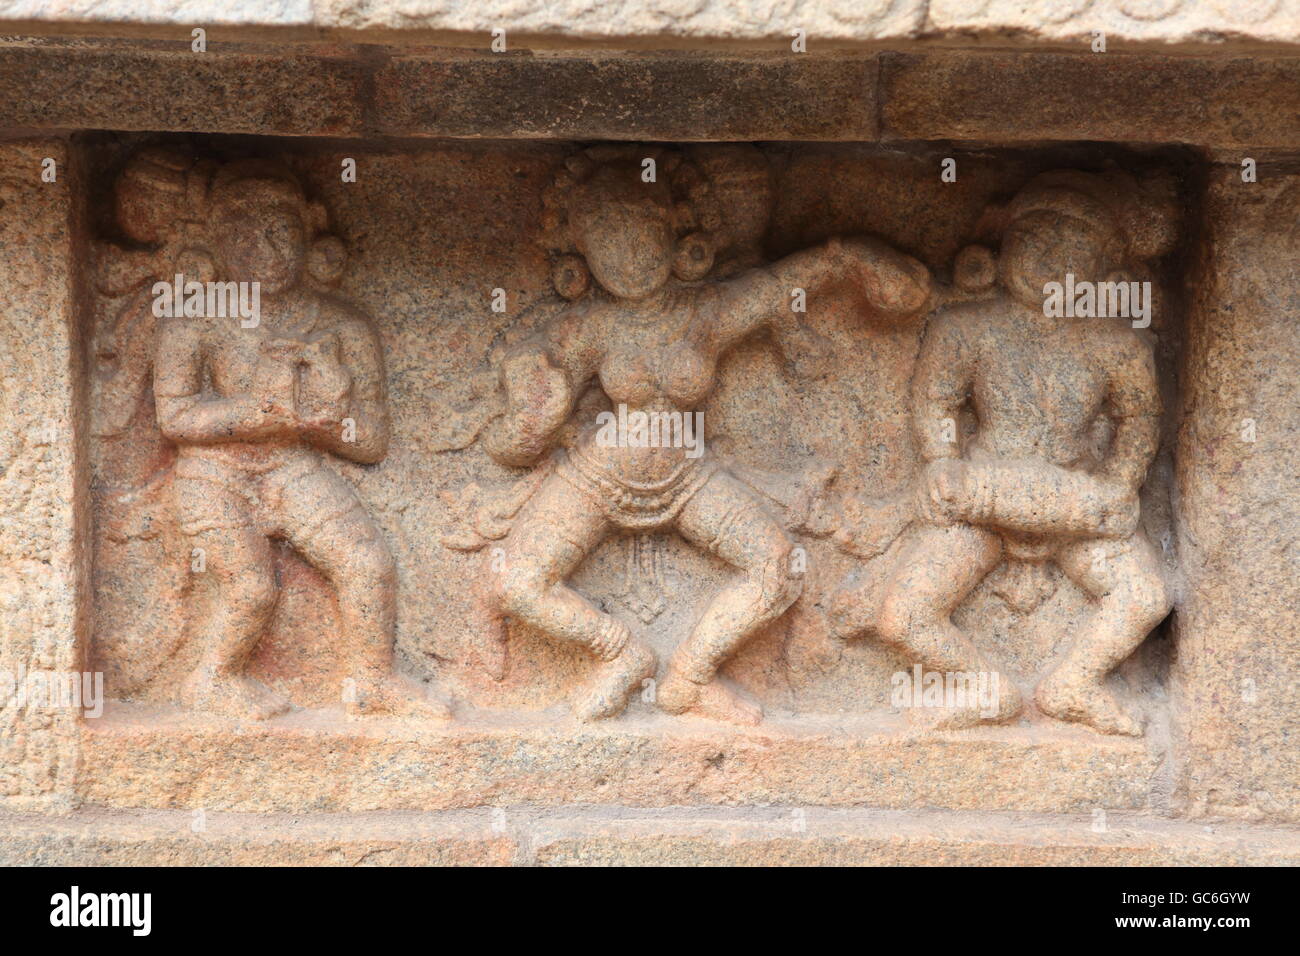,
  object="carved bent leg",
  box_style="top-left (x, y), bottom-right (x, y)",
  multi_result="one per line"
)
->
top-left (175, 476), bottom-right (290, 721)
top-left (660, 472), bottom-right (800, 725)
top-left (493, 473), bottom-right (655, 721)
top-left (1040, 531), bottom-right (1170, 736)
top-left (273, 463), bottom-right (449, 719)
top-left (876, 521), bottom-right (1023, 729)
